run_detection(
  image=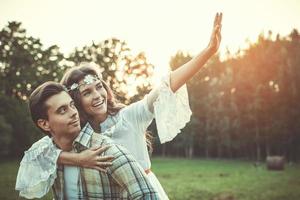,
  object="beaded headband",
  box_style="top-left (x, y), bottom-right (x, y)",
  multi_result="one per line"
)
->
top-left (67, 74), bottom-right (100, 91)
